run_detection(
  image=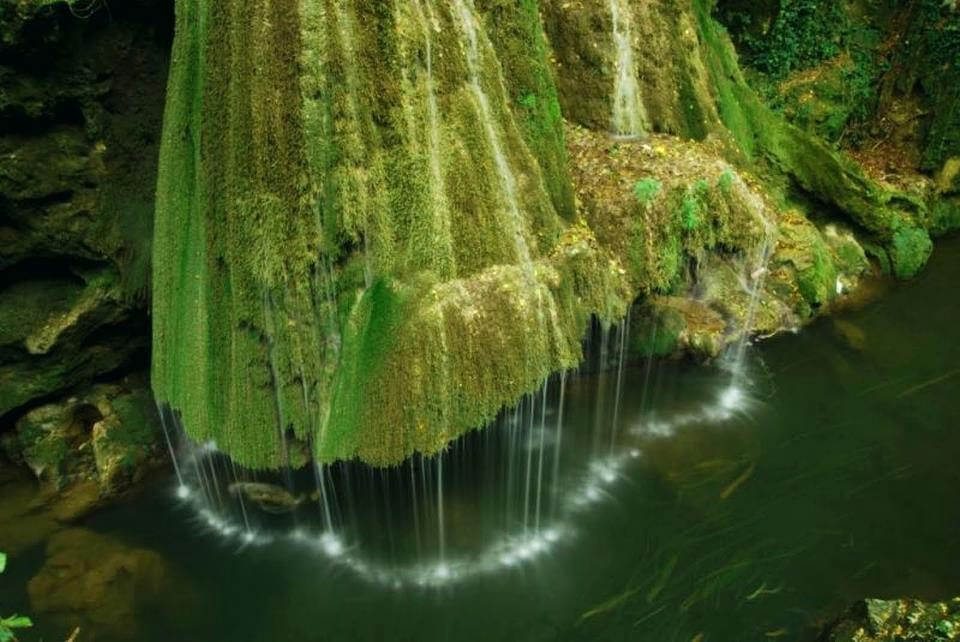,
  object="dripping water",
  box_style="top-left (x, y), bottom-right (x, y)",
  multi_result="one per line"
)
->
top-left (608, 0), bottom-right (647, 138)
top-left (450, 0), bottom-right (533, 270)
